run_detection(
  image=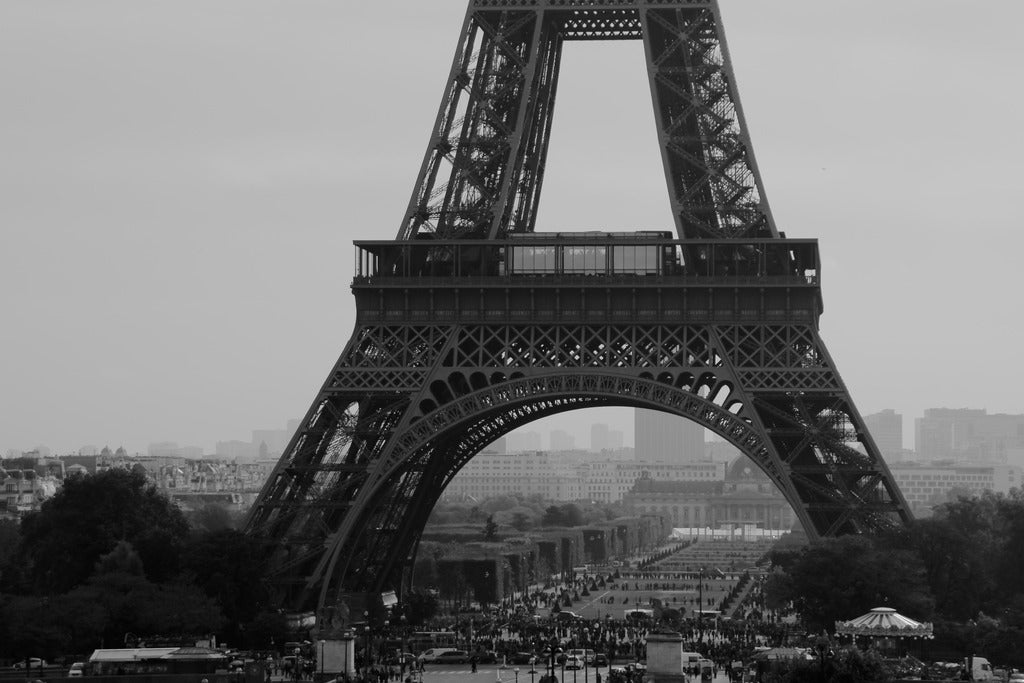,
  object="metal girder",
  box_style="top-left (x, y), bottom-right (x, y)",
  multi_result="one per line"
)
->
top-left (398, 0), bottom-right (772, 240)
top-left (247, 313), bottom-right (912, 614)
top-left (244, 0), bottom-right (913, 618)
